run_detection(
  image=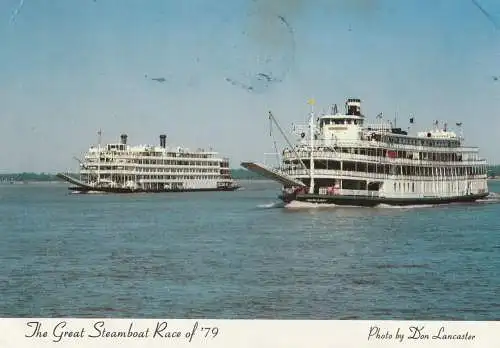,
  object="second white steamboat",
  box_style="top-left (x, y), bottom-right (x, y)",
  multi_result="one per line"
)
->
top-left (242, 98), bottom-right (489, 207)
top-left (57, 132), bottom-right (240, 193)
